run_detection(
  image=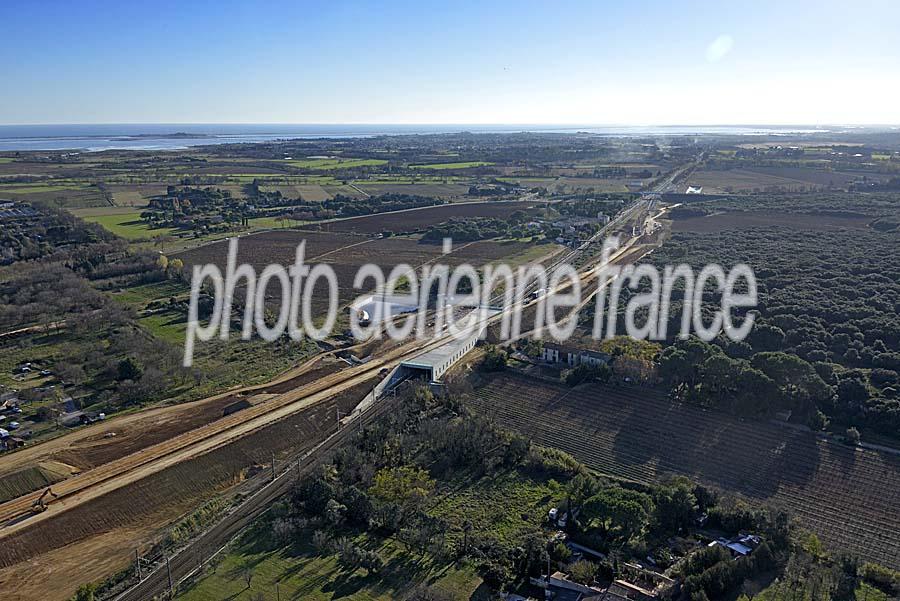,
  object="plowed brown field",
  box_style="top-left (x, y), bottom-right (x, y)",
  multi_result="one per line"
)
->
top-left (468, 373), bottom-right (900, 570)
